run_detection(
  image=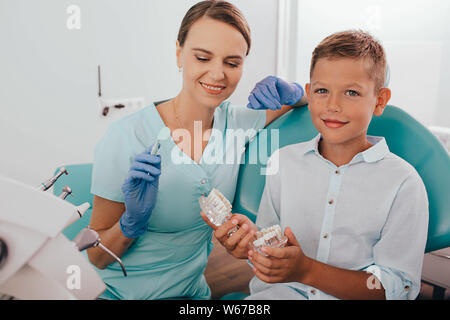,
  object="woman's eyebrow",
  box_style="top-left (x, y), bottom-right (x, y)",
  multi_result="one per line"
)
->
top-left (192, 48), bottom-right (243, 60)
